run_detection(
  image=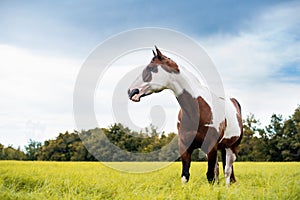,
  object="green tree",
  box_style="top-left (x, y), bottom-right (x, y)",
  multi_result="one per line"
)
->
top-left (280, 106), bottom-right (300, 161)
top-left (238, 114), bottom-right (265, 161)
top-left (37, 131), bottom-right (94, 161)
top-left (25, 139), bottom-right (42, 160)
top-left (238, 114), bottom-right (256, 161)
top-left (0, 143), bottom-right (4, 159)
top-left (265, 114), bottom-right (284, 161)
top-left (158, 133), bottom-right (179, 161)
top-left (0, 145), bottom-right (26, 160)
